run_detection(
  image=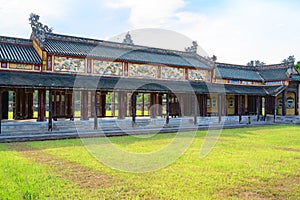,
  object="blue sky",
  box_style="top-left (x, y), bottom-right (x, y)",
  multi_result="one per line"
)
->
top-left (0, 0), bottom-right (300, 65)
